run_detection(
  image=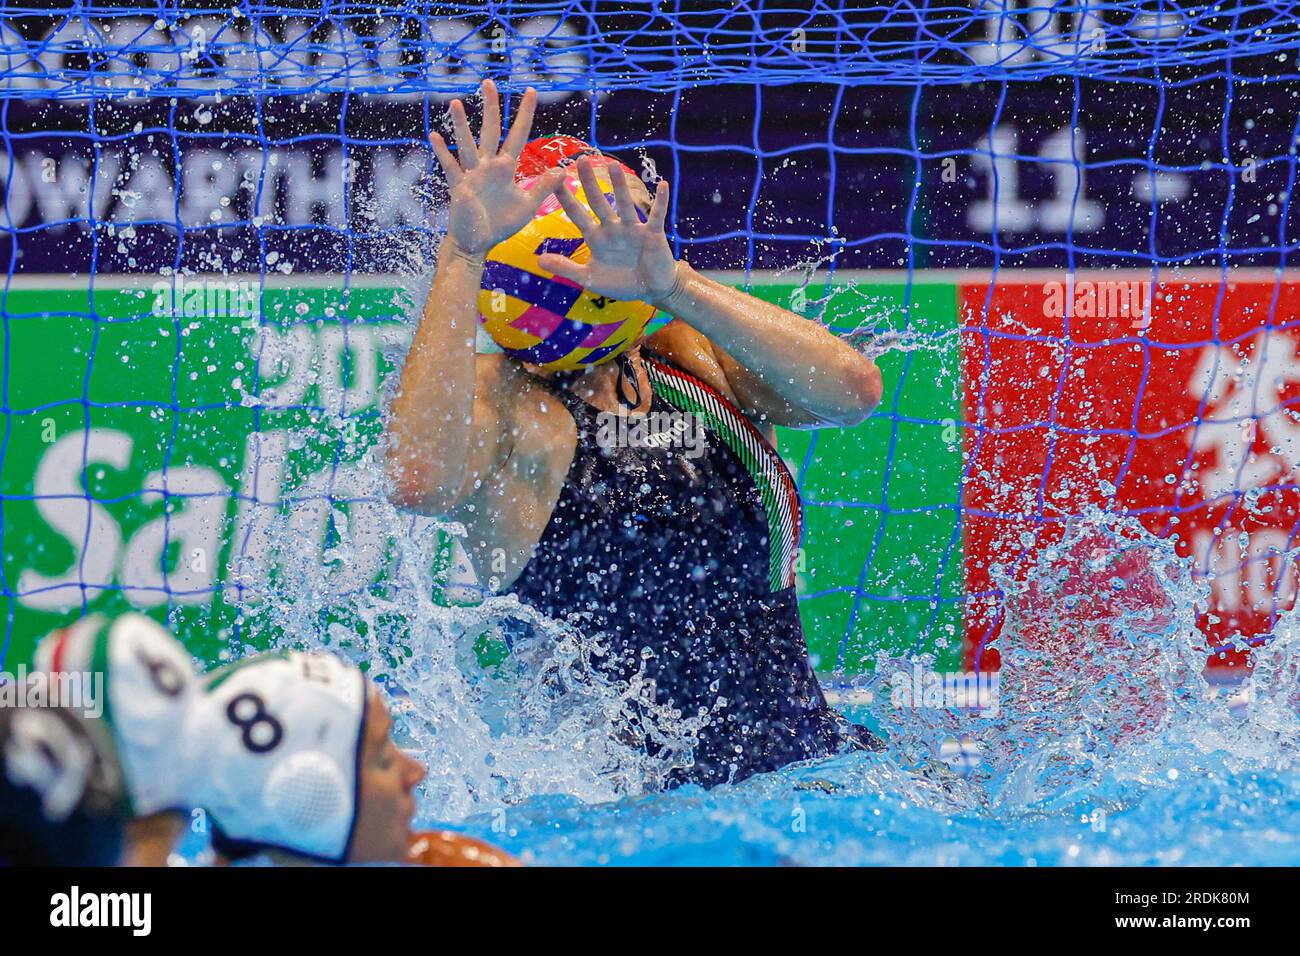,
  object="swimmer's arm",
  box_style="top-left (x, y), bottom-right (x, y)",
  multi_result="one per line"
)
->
top-left (655, 265), bottom-right (883, 429)
top-left (385, 245), bottom-right (515, 515)
top-left (386, 80), bottom-right (561, 515)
